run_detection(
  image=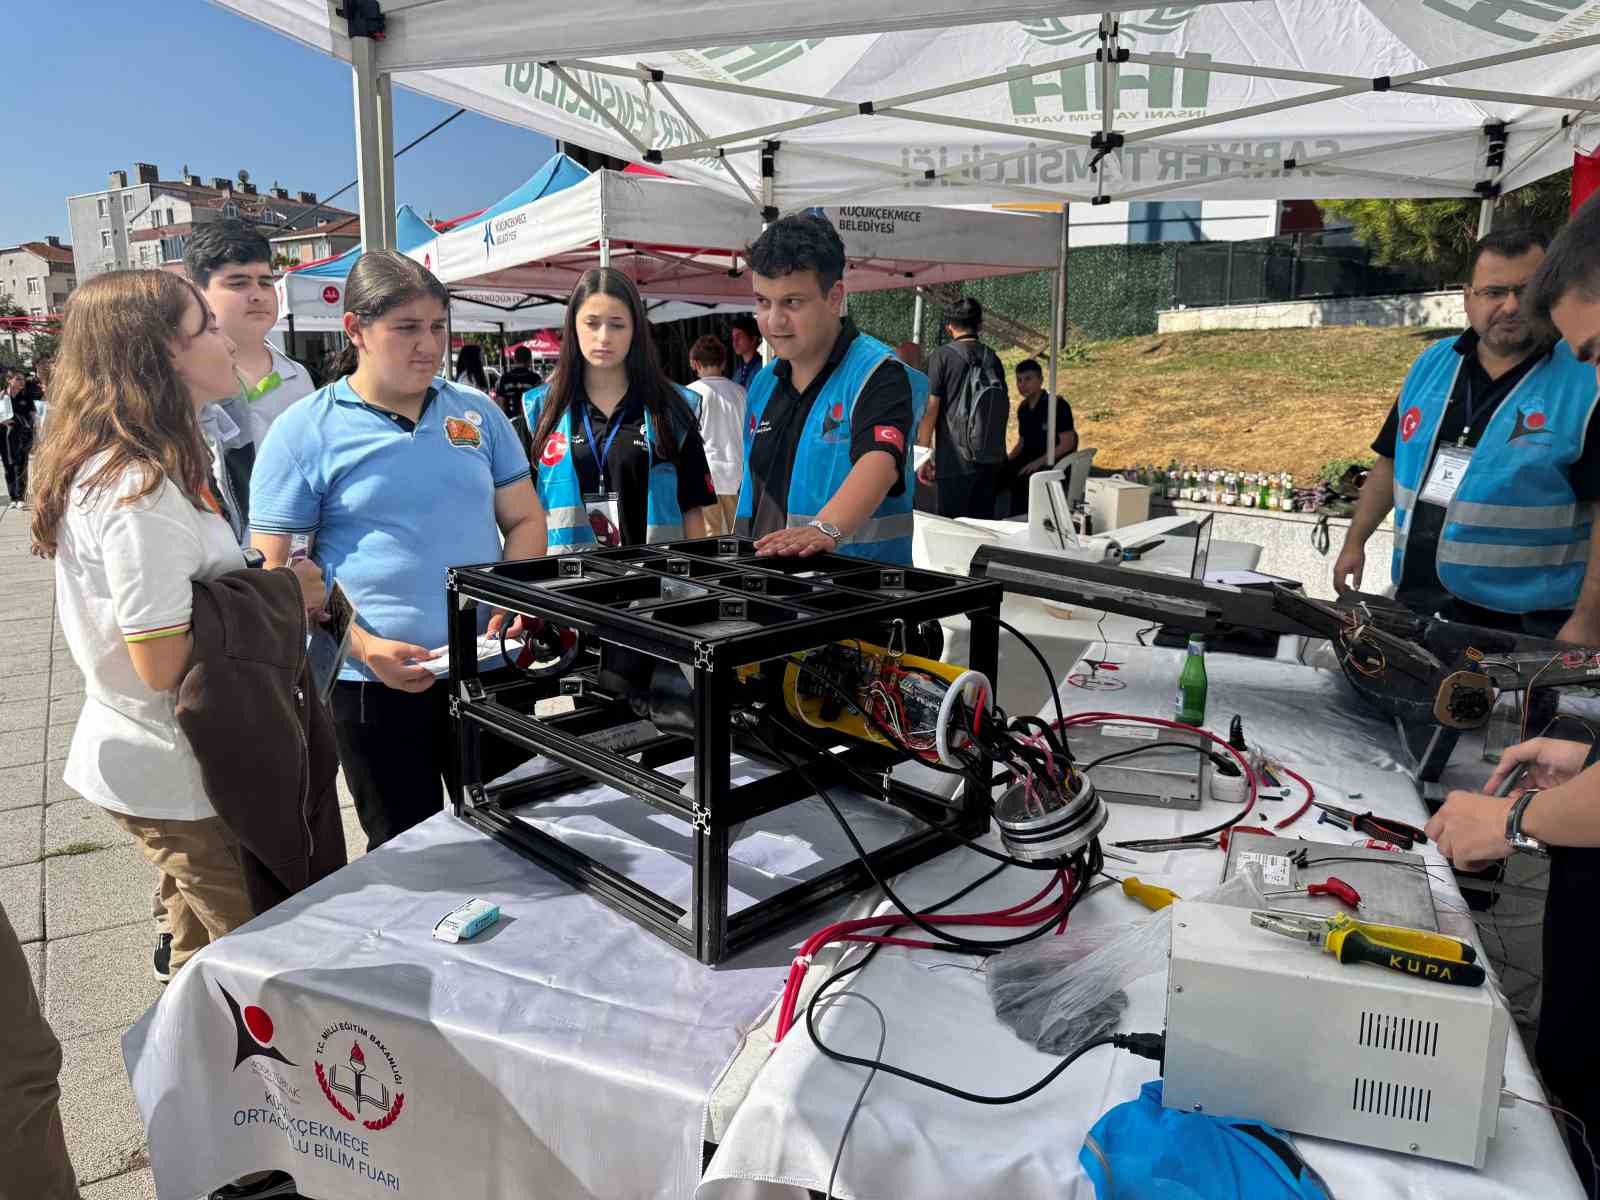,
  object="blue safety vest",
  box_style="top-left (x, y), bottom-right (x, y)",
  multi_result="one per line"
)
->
top-left (523, 385), bottom-right (697, 553)
top-left (734, 331), bottom-right (927, 565)
top-left (1391, 336), bottom-right (1599, 613)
